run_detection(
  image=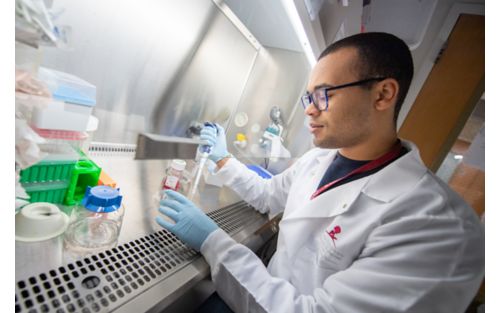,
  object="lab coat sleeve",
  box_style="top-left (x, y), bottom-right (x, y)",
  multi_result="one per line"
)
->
top-left (201, 229), bottom-right (322, 313)
top-left (201, 214), bottom-right (484, 313)
top-left (210, 157), bottom-right (301, 216)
